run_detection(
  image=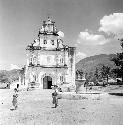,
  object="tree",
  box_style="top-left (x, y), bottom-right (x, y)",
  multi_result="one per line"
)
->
top-left (86, 72), bottom-right (94, 82)
top-left (0, 74), bottom-right (8, 83)
top-left (76, 69), bottom-right (84, 80)
top-left (100, 65), bottom-right (111, 83)
top-left (94, 67), bottom-right (99, 82)
top-left (112, 39), bottom-right (123, 81)
top-left (0, 74), bottom-right (10, 88)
